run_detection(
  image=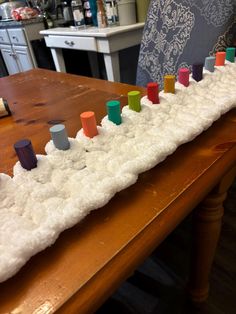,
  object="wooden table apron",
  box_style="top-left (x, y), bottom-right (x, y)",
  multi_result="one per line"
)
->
top-left (0, 69), bottom-right (235, 314)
